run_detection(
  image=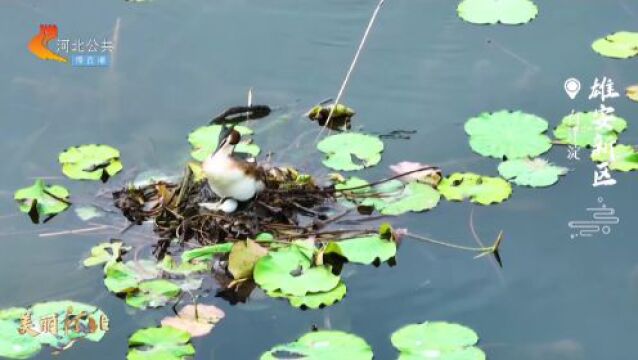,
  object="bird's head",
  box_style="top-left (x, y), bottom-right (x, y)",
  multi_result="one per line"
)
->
top-left (215, 126), bottom-right (241, 155)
